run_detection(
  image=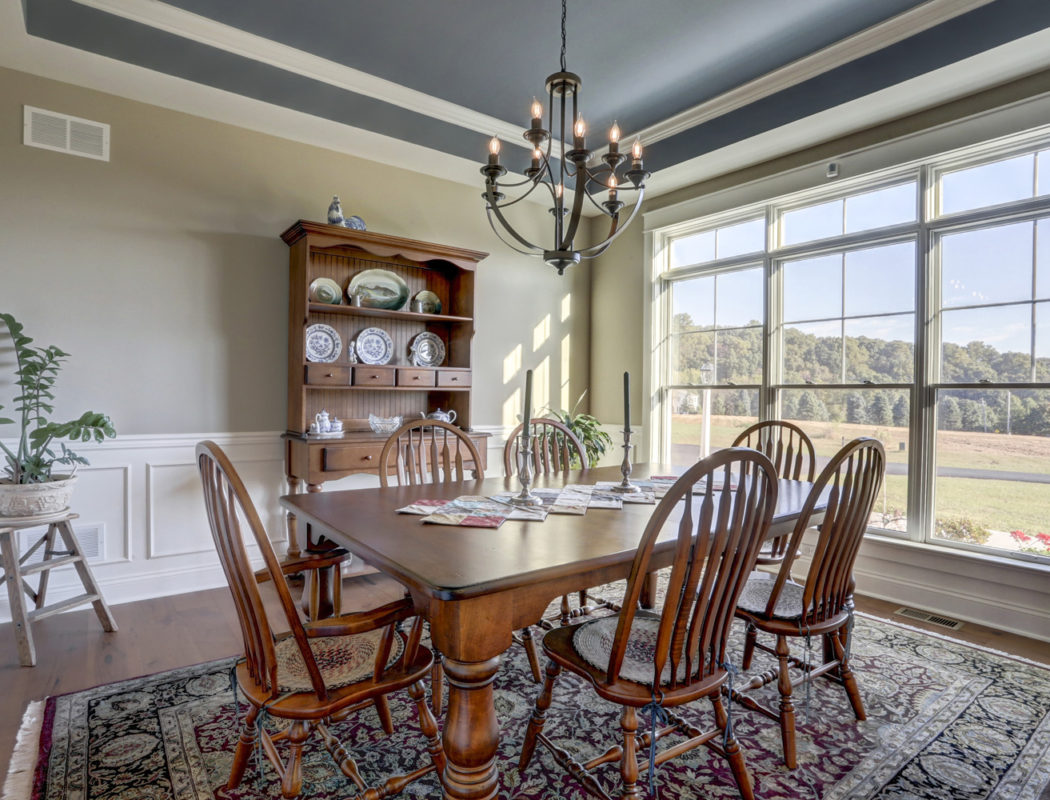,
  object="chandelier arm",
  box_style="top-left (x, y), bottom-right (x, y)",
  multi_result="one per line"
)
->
top-left (490, 181), bottom-right (548, 210)
top-left (578, 188), bottom-right (646, 257)
top-left (486, 210), bottom-right (543, 256)
top-left (557, 170), bottom-right (589, 251)
top-left (486, 190), bottom-right (544, 253)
